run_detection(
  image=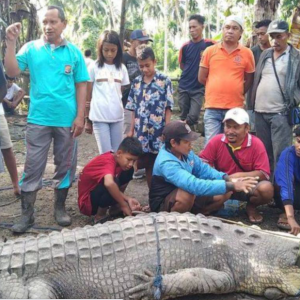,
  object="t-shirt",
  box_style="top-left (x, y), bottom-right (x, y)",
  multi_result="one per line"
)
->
top-left (84, 57), bottom-right (94, 69)
top-left (0, 104), bottom-right (4, 116)
top-left (199, 133), bottom-right (270, 179)
top-left (4, 83), bottom-right (21, 101)
top-left (179, 39), bottom-right (215, 91)
top-left (122, 52), bottom-right (141, 107)
top-left (200, 43), bottom-right (255, 109)
top-left (16, 39), bottom-right (89, 127)
top-left (88, 62), bottom-right (130, 122)
top-left (78, 152), bottom-right (122, 216)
